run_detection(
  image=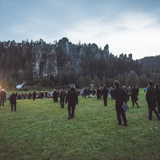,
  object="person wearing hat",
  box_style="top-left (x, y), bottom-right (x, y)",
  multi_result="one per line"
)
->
top-left (66, 84), bottom-right (78, 119)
